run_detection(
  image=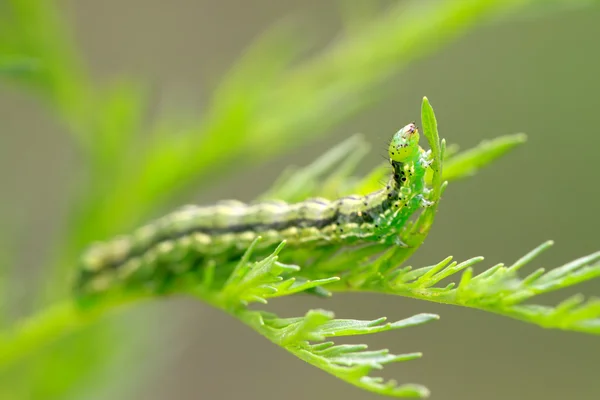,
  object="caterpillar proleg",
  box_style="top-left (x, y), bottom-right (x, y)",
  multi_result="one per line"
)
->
top-left (77, 123), bottom-right (433, 294)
